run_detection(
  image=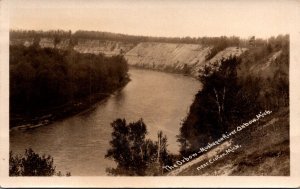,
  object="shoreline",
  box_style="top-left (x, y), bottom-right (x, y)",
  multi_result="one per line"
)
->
top-left (10, 79), bottom-right (130, 131)
top-left (128, 65), bottom-right (198, 79)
